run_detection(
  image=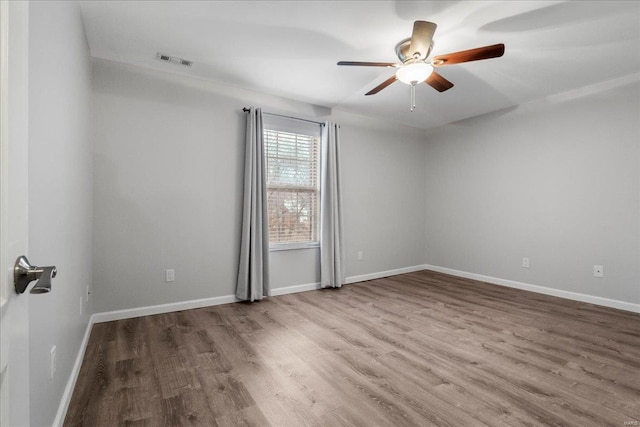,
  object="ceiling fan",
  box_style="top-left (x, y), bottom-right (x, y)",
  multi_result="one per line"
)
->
top-left (337, 21), bottom-right (505, 111)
